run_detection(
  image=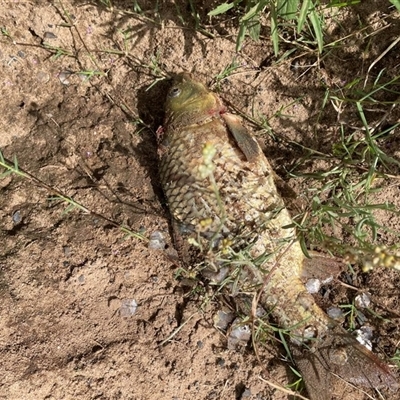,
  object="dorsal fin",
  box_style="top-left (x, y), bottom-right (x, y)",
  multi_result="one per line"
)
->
top-left (221, 113), bottom-right (260, 162)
